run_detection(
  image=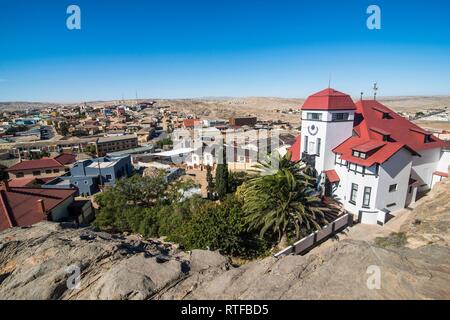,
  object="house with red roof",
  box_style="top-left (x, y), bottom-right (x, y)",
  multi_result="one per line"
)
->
top-left (0, 182), bottom-right (93, 232)
top-left (6, 154), bottom-right (77, 180)
top-left (182, 119), bottom-right (202, 129)
top-left (292, 88), bottom-right (450, 225)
